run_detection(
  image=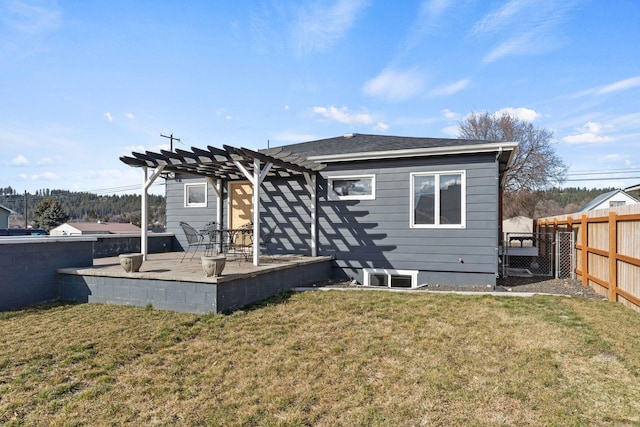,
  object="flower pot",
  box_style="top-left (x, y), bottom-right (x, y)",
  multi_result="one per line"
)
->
top-left (119, 253), bottom-right (143, 273)
top-left (201, 255), bottom-right (226, 277)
